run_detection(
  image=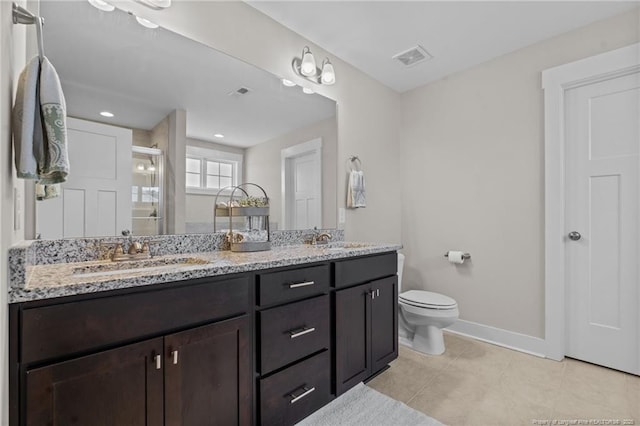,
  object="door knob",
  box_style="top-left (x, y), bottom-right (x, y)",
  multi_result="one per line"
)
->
top-left (568, 231), bottom-right (581, 241)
